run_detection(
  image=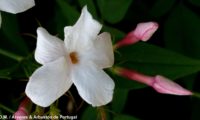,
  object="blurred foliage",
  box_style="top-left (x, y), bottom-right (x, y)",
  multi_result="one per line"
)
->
top-left (97, 0), bottom-right (133, 23)
top-left (1, 0), bottom-right (200, 120)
